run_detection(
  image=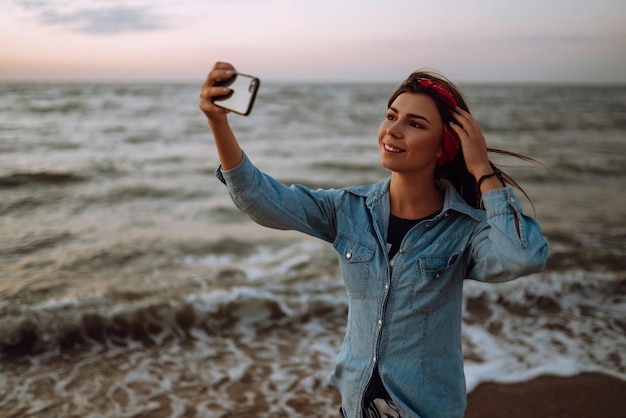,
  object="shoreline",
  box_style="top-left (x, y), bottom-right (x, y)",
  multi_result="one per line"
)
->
top-left (465, 372), bottom-right (626, 418)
